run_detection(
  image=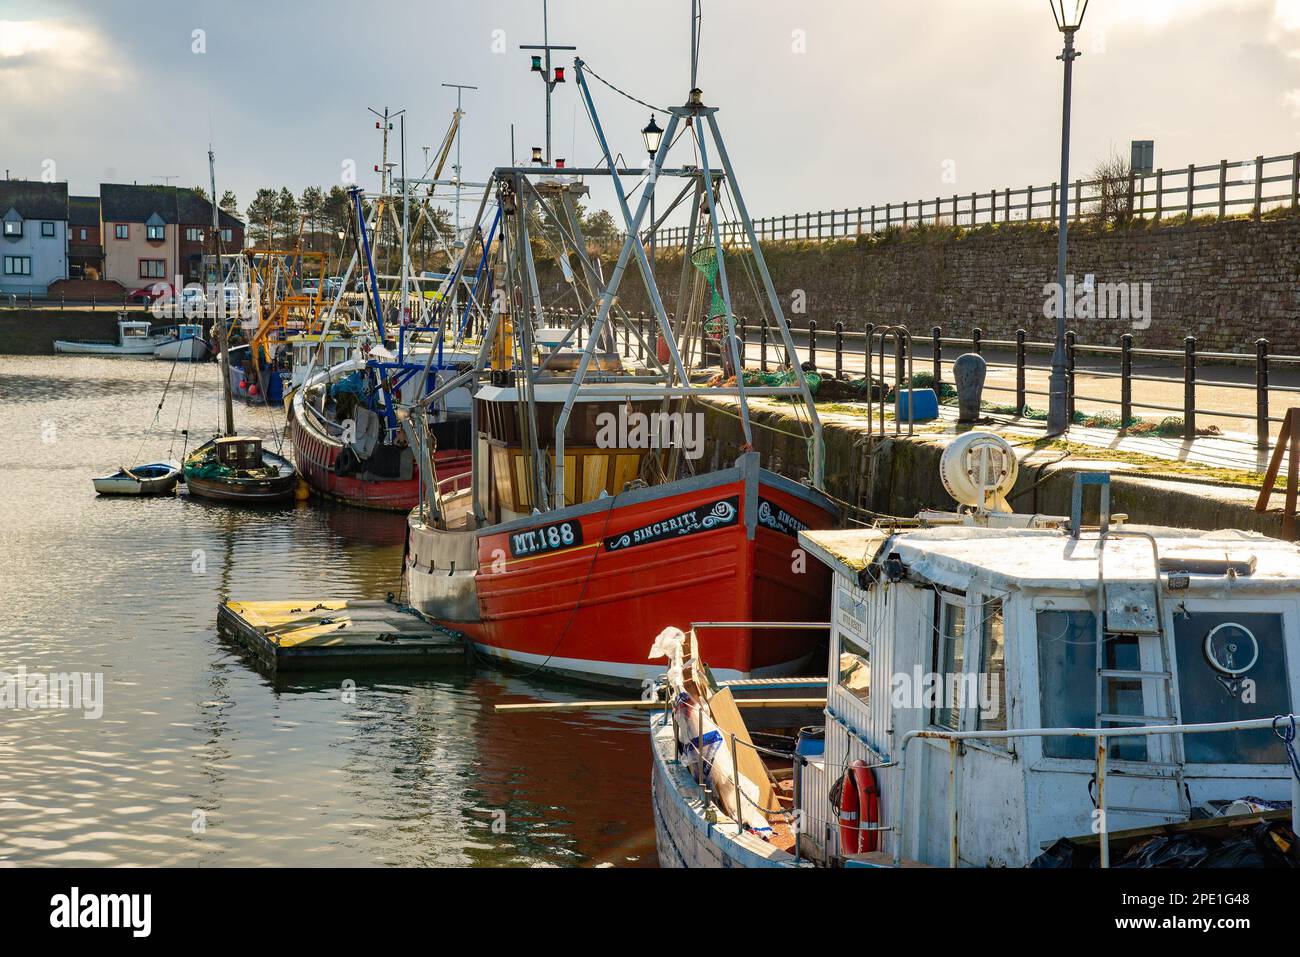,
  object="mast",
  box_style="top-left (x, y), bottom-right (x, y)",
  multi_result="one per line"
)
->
top-left (209, 147), bottom-right (235, 438)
